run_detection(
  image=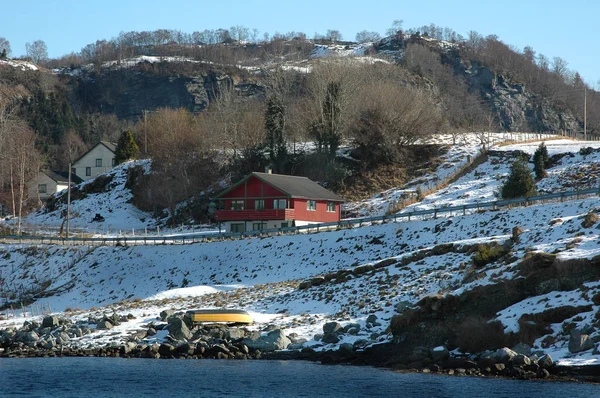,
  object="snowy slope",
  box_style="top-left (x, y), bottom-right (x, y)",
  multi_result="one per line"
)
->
top-left (2, 135), bottom-right (600, 366)
top-left (22, 160), bottom-right (155, 234)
